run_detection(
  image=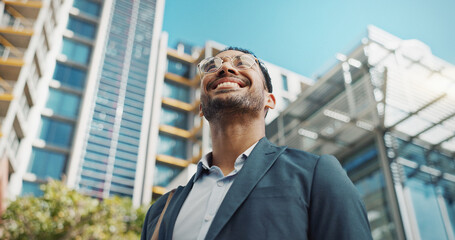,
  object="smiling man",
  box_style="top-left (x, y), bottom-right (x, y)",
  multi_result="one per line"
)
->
top-left (141, 47), bottom-right (373, 240)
